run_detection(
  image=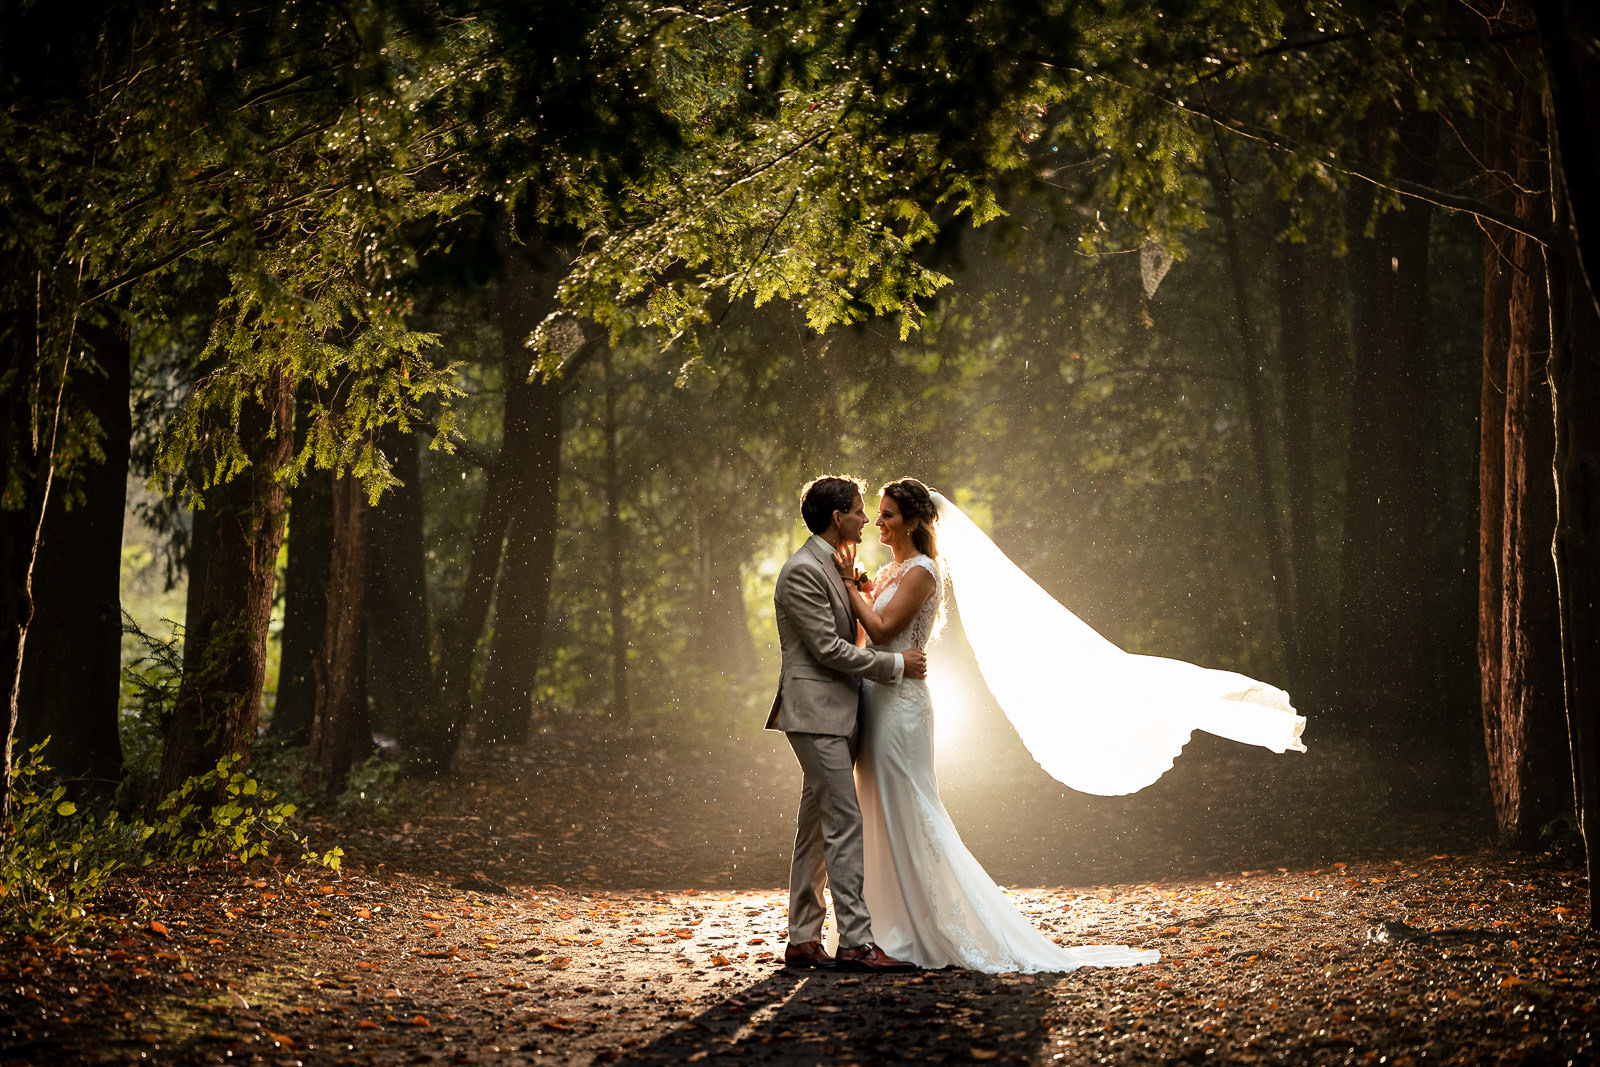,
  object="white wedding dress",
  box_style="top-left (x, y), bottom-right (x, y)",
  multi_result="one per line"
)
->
top-left (847, 554), bottom-right (1160, 973)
